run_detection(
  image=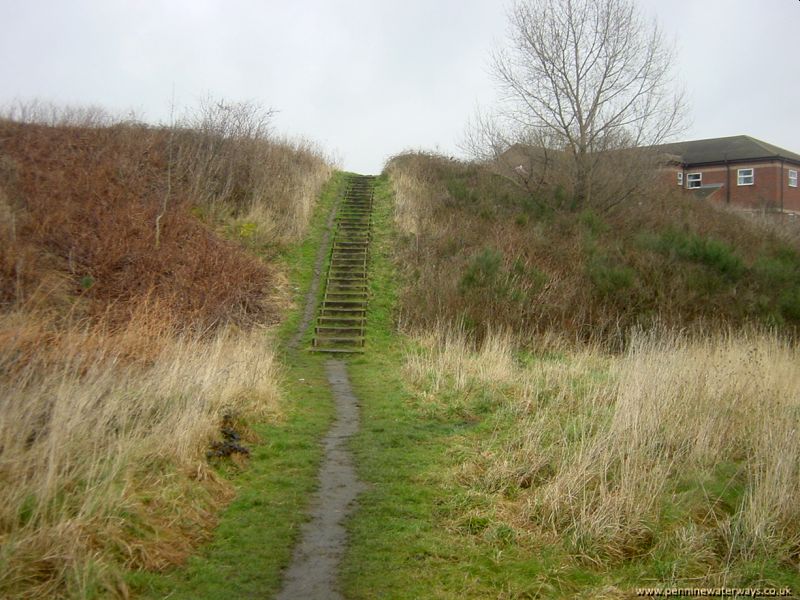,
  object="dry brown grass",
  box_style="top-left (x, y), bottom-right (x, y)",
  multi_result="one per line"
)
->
top-left (174, 98), bottom-right (332, 245)
top-left (0, 311), bottom-right (281, 598)
top-left (0, 102), bottom-right (331, 597)
top-left (0, 118), bottom-right (283, 329)
top-left (404, 325), bottom-right (800, 578)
